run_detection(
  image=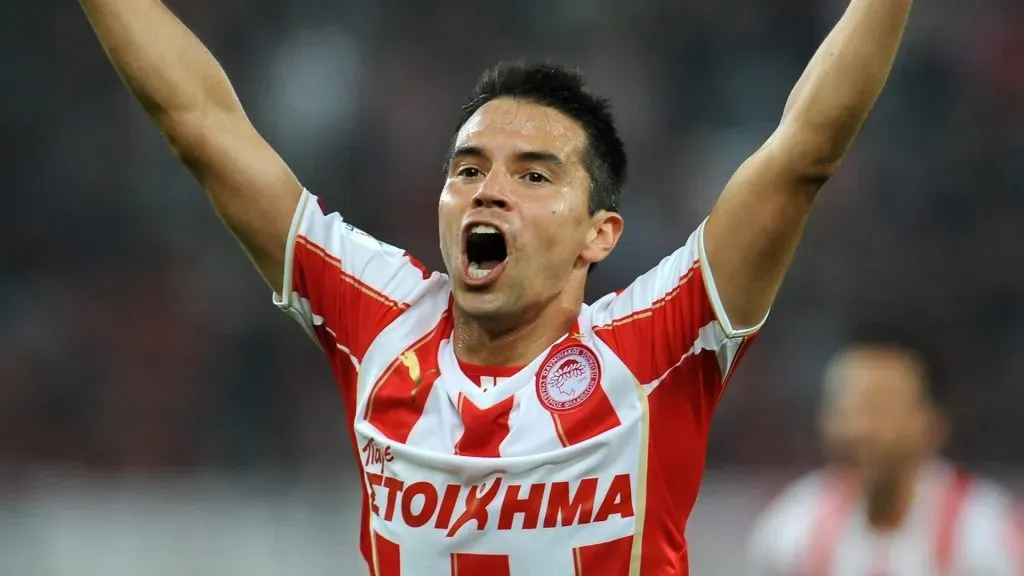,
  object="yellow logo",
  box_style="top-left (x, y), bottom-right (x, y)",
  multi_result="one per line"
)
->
top-left (399, 350), bottom-right (421, 384)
